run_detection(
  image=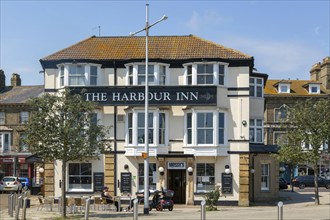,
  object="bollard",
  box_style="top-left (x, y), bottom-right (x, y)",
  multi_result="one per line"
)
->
top-left (277, 201), bottom-right (283, 220)
top-left (15, 196), bottom-right (22, 220)
top-left (84, 198), bottom-right (91, 220)
top-left (9, 194), bottom-right (14, 217)
top-left (133, 198), bottom-right (138, 220)
top-left (22, 197), bottom-right (27, 220)
top-left (201, 199), bottom-right (206, 220)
